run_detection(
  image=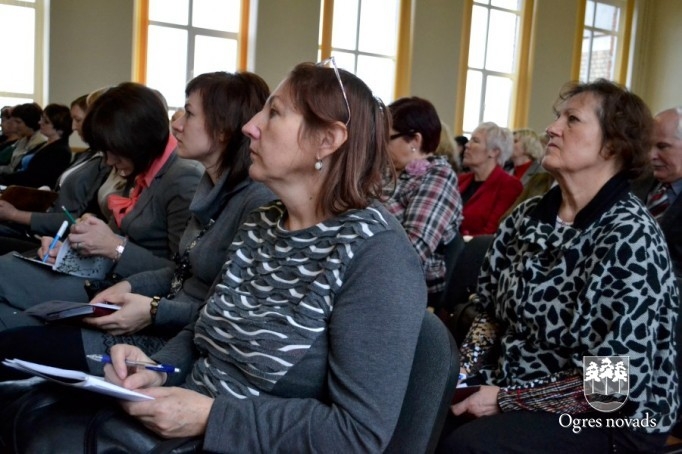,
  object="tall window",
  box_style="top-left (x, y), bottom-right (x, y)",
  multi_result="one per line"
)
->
top-left (319, 0), bottom-right (402, 104)
top-left (139, 0), bottom-right (246, 112)
top-left (0, 0), bottom-right (46, 108)
top-left (460, 0), bottom-right (524, 135)
top-left (579, 0), bottom-right (632, 83)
